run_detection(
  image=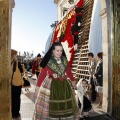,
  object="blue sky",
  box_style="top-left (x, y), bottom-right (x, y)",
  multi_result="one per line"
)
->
top-left (11, 0), bottom-right (56, 57)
